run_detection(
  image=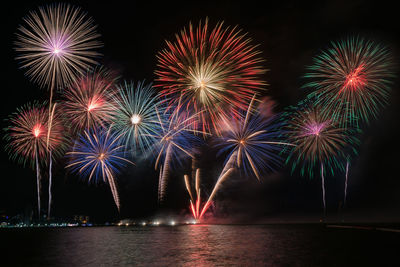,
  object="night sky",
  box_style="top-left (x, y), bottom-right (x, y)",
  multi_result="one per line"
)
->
top-left (1, 0), bottom-right (399, 223)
